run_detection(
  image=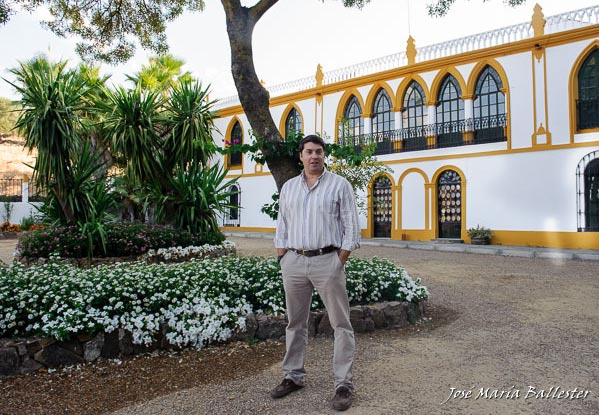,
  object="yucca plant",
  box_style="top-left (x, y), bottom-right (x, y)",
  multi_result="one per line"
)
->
top-left (99, 85), bottom-right (165, 189)
top-left (8, 57), bottom-right (94, 224)
top-left (162, 79), bottom-right (217, 172)
top-left (151, 164), bottom-right (238, 238)
top-left (34, 142), bottom-right (118, 257)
